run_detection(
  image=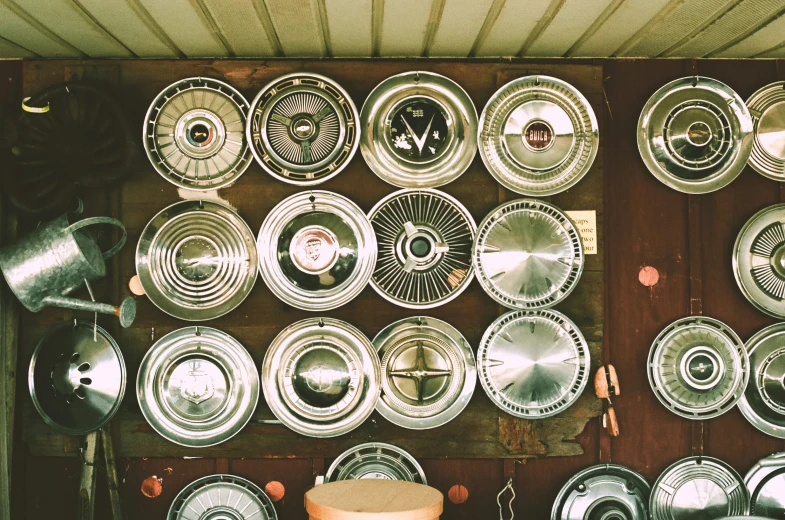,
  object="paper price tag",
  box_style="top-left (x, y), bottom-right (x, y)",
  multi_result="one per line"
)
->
top-left (565, 210), bottom-right (597, 255)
